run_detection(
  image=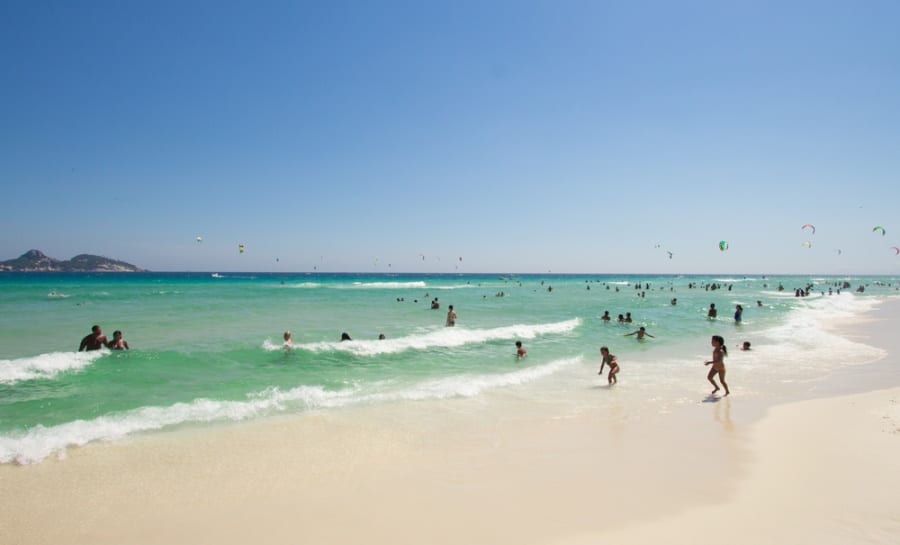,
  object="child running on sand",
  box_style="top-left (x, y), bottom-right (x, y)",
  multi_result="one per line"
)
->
top-left (705, 335), bottom-right (729, 396)
top-left (598, 346), bottom-right (619, 385)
